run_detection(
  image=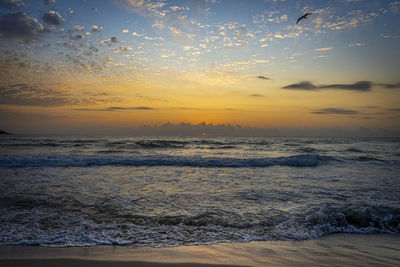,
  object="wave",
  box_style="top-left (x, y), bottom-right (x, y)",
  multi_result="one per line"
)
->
top-left (0, 153), bottom-right (332, 168)
top-left (356, 156), bottom-right (385, 162)
top-left (345, 148), bottom-right (364, 153)
top-left (1, 203), bottom-right (398, 247)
